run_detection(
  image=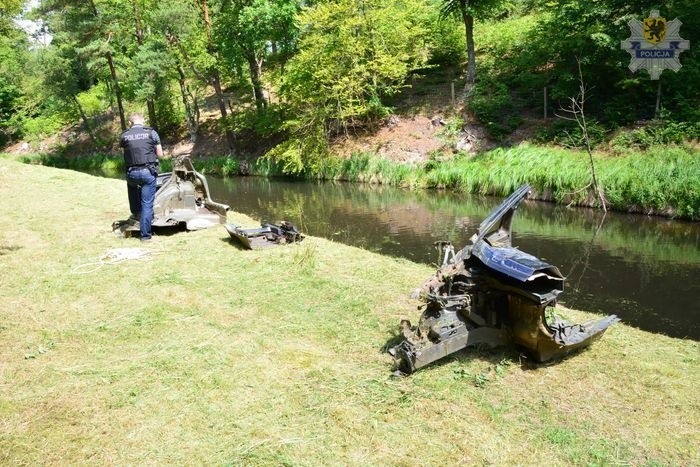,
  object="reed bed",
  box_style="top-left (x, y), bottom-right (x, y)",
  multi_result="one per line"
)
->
top-left (16, 142), bottom-right (700, 220)
top-left (315, 144), bottom-right (700, 220)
